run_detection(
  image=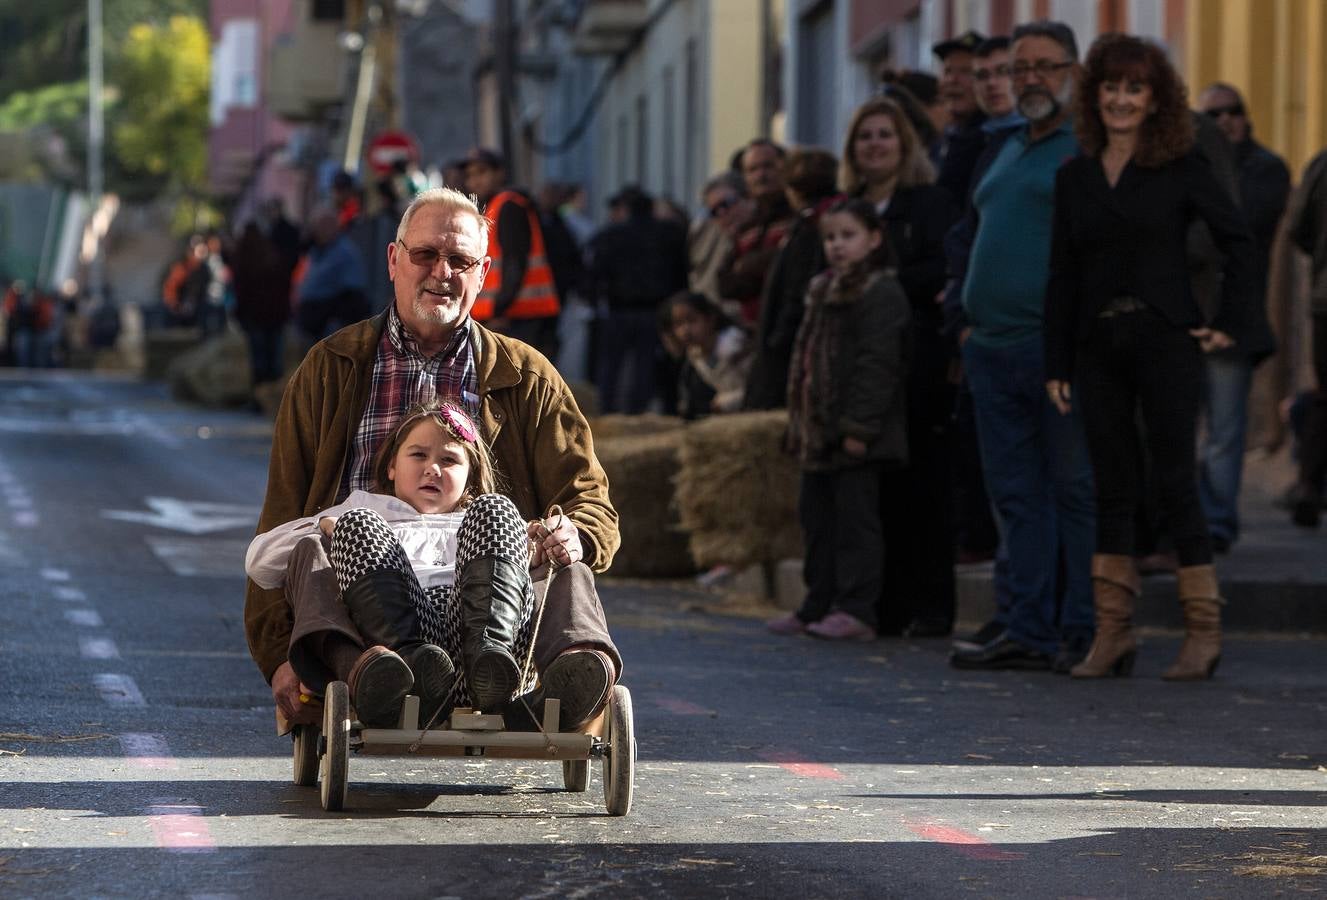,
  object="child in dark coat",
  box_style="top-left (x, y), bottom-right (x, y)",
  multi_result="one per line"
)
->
top-left (770, 198), bottom-right (911, 641)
